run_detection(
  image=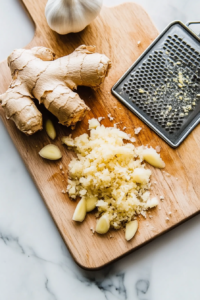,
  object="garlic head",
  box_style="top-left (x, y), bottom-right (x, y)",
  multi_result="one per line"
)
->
top-left (45, 0), bottom-right (103, 35)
